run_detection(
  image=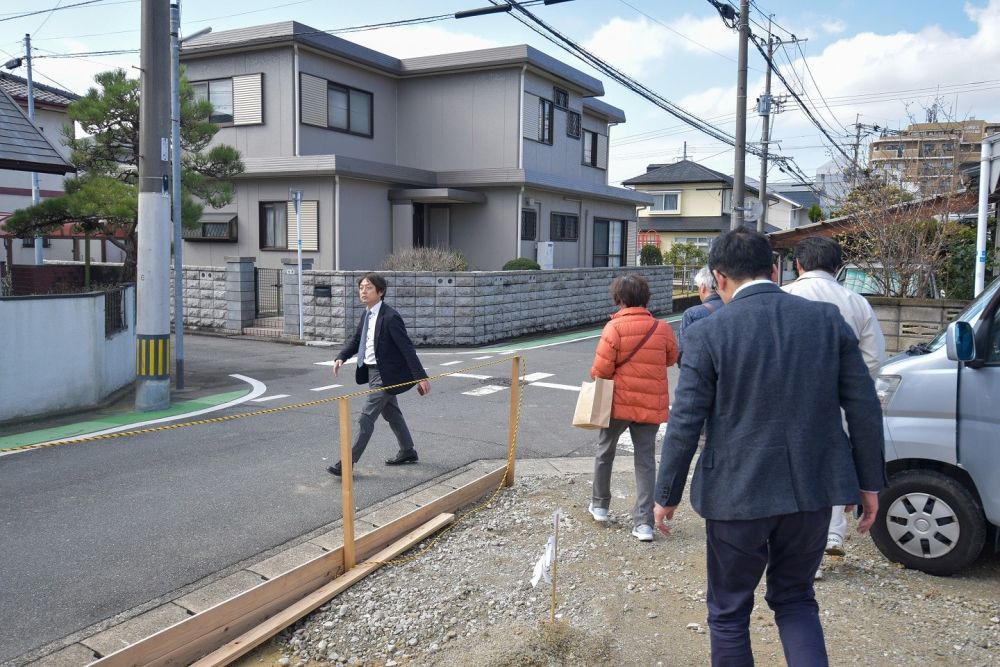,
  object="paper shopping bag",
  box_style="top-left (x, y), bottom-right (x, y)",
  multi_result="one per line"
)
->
top-left (572, 377), bottom-right (613, 429)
